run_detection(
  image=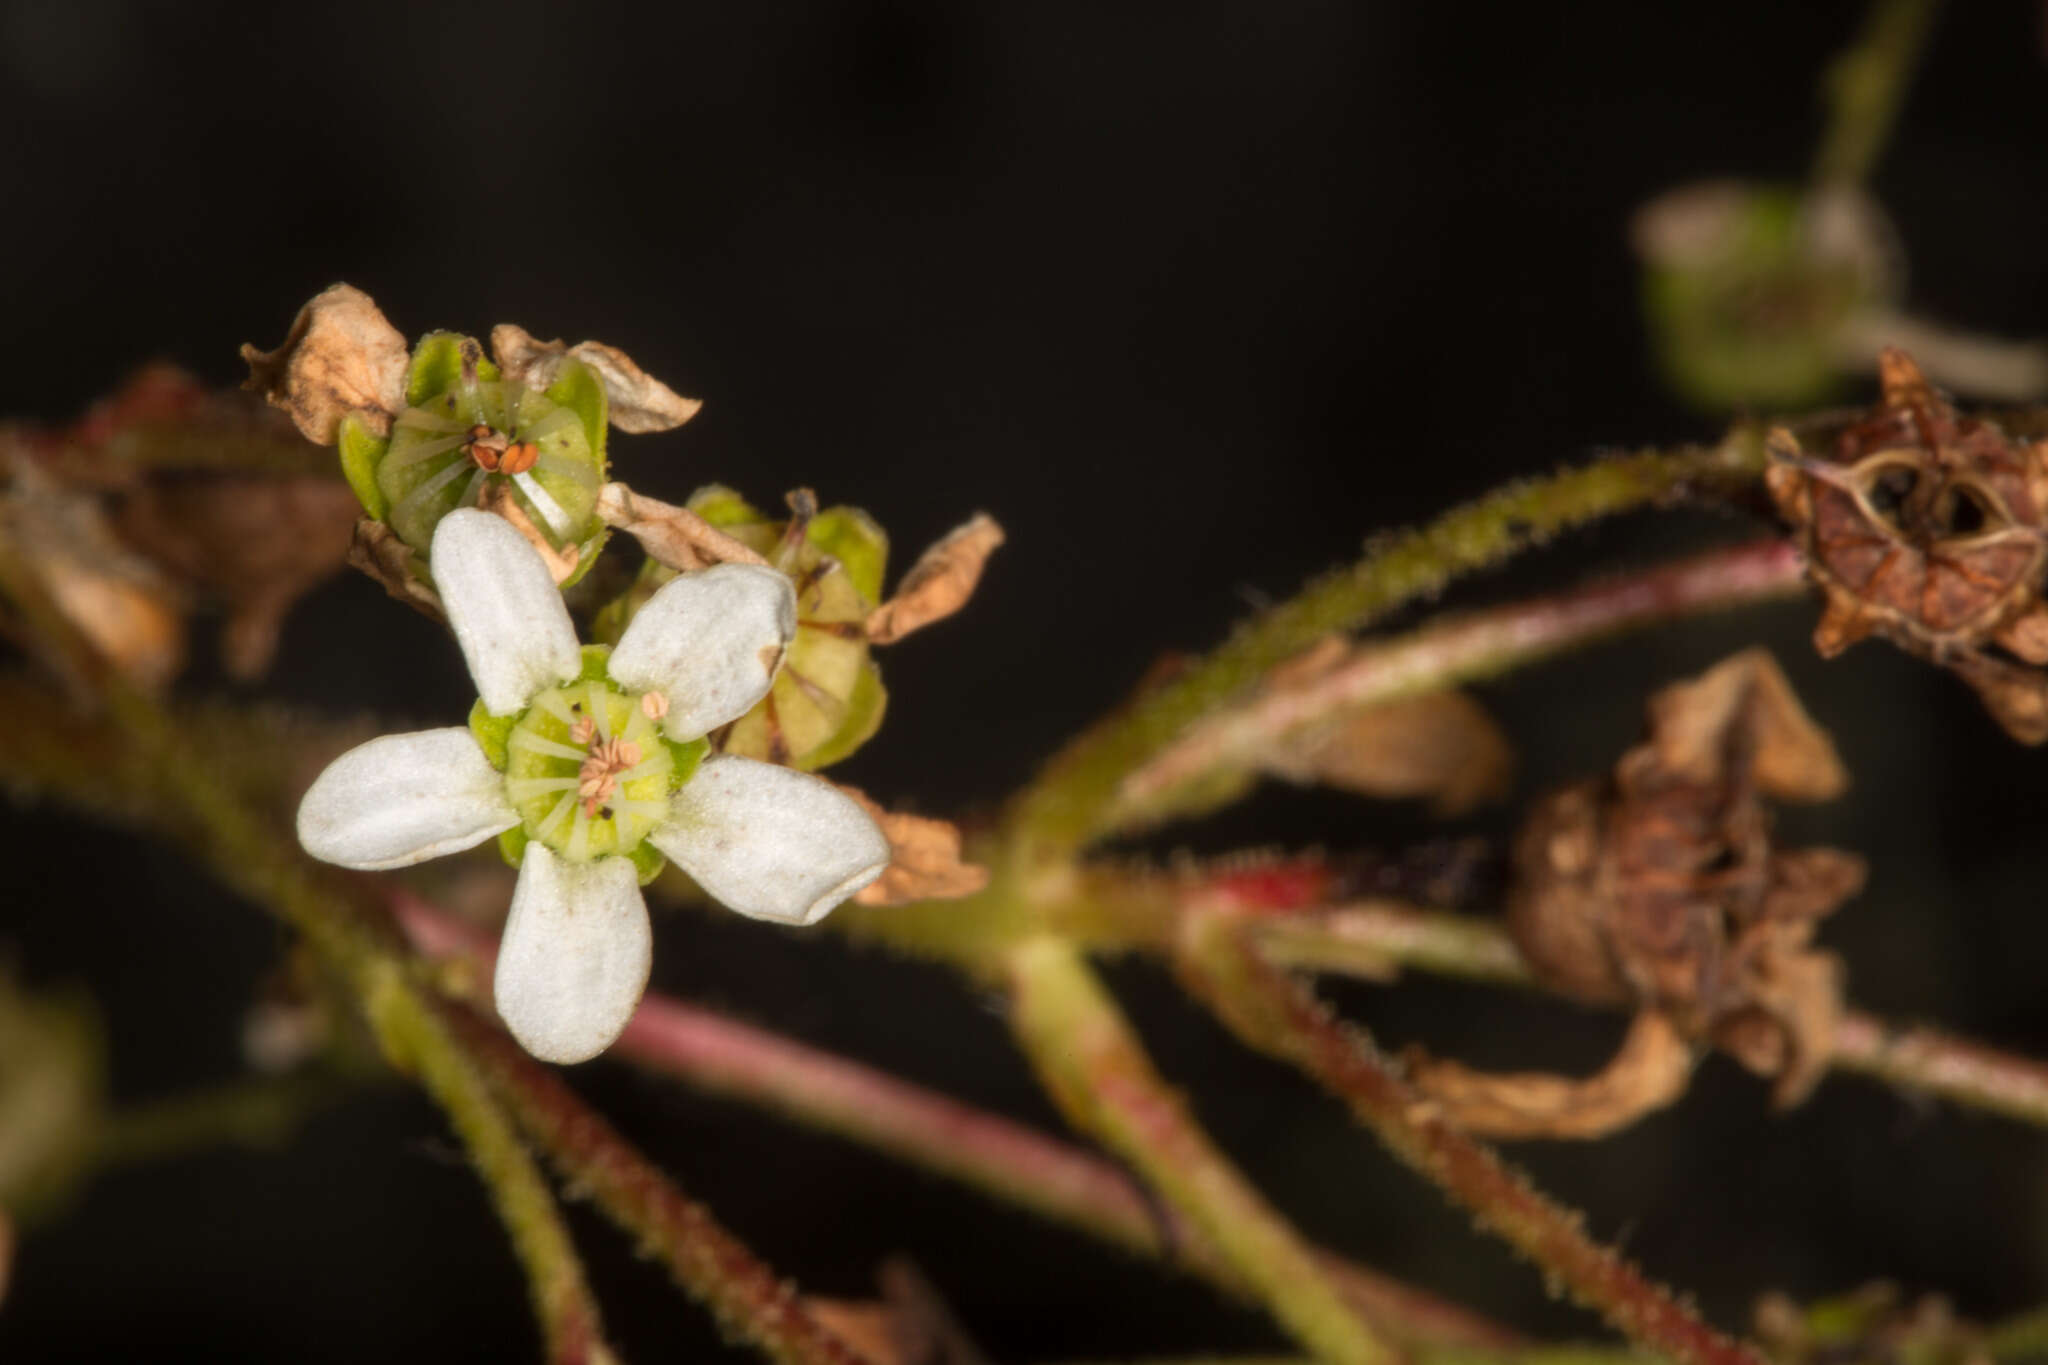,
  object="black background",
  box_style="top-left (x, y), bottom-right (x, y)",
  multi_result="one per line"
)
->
top-left (3, 2), bottom-right (2048, 1361)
